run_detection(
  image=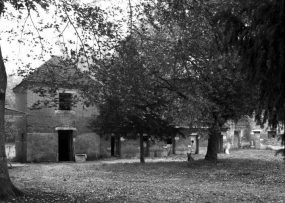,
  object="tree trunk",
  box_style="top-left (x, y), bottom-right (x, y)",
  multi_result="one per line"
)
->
top-left (0, 46), bottom-right (24, 200)
top-left (139, 133), bottom-right (145, 163)
top-left (218, 134), bottom-right (224, 153)
top-left (205, 122), bottom-right (221, 162)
